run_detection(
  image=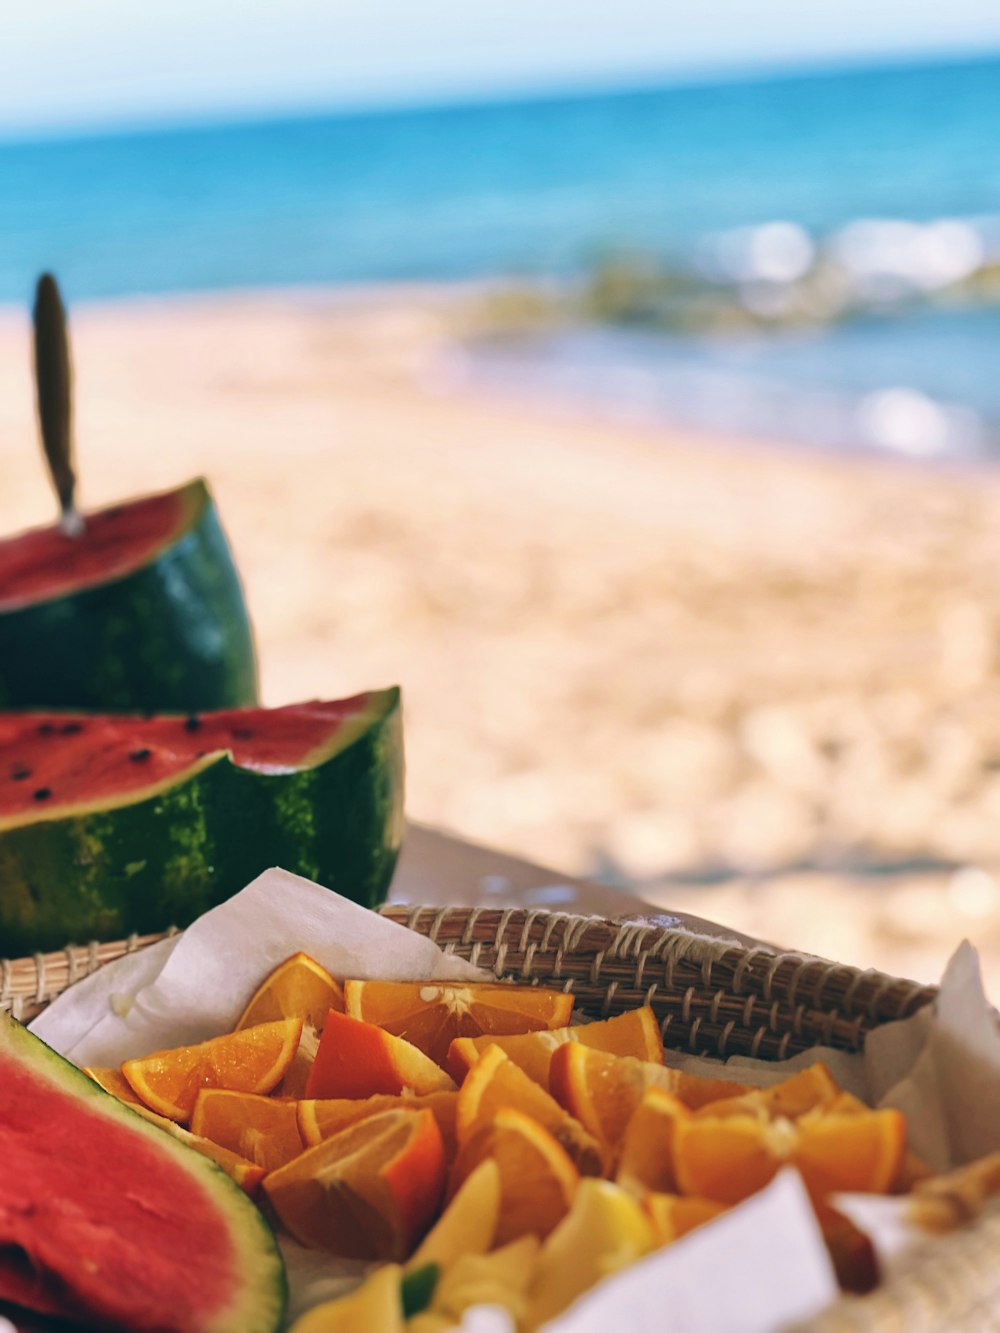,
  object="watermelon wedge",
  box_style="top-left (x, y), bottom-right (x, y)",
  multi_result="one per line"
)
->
top-left (0, 689), bottom-right (403, 952)
top-left (0, 1008), bottom-right (286, 1332)
top-left (0, 477), bottom-right (258, 712)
